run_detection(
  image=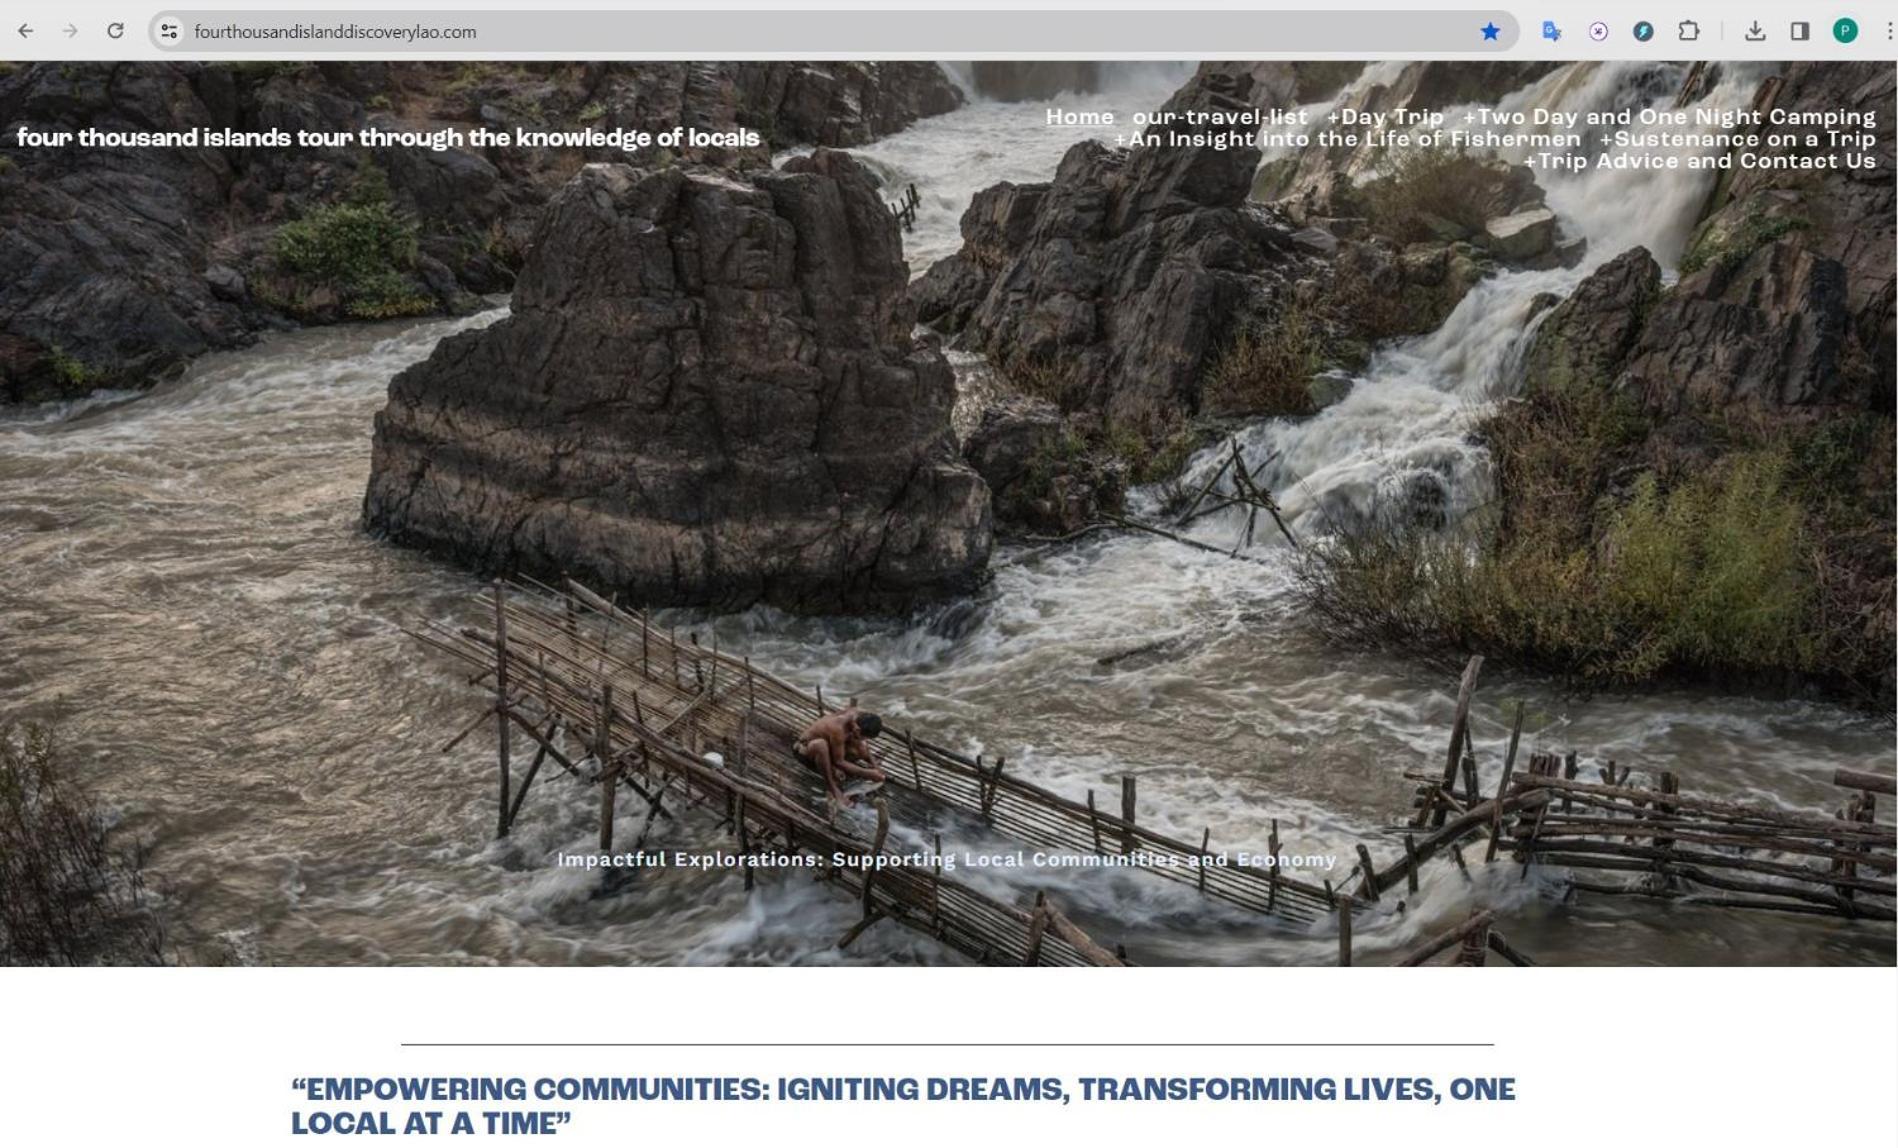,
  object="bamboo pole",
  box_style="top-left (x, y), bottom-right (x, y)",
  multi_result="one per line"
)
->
top-left (1835, 768), bottom-right (1896, 796)
top-left (1520, 820), bottom-right (1894, 864)
top-left (494, 581), bottom-right (512, 839)
top-left (1355, 844), bottom-right (1381, 901)
top-left (1522, 839), bottom-right (1894, 898)
top-left (1100, 513), bottom-right (1270, 562)
top-left (1534, 854), bottom-right (1883, 917)
top-left (1524, 808), bottom-right (1892, 846)
top-left (1120, 775), bottom-right (1137, 855)
top-left (737, 712), bottom-right (754, 892)
top-left (503, 714), bottom-right (557, 834)
top-left (1486, 930), bottom-right (1536, 967)
top-left (1487, 705), bottom-right (1524, 863)
top-left (1421, 656), bottom-right (1483, 828)
top-left (1174, 442), bottom-right (1237, 525)
top-left (1395, 909), bottom-right (1495, 967)
top-left (1040, 898), bottom-right (1125, 967)
top-left (1337, 898), bottom-right (1353, 966)
top-left (1455, 918), bottom-right (1491, 966)
top-left (598, 683), bottom-right (617, 852)
top-left (860, 798), bottom-right (891, 921)
top-left (1516, 774), bottom-right (1898, 838)
top-left (1267, 819), bottom-right (1280, 913)
top-left (1023, 893), bottom-right (1048, 967)
top-left (1226, 442), bottom-right (1298, 550)
top-left (1382, 790), bottom-right (1552, 893)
